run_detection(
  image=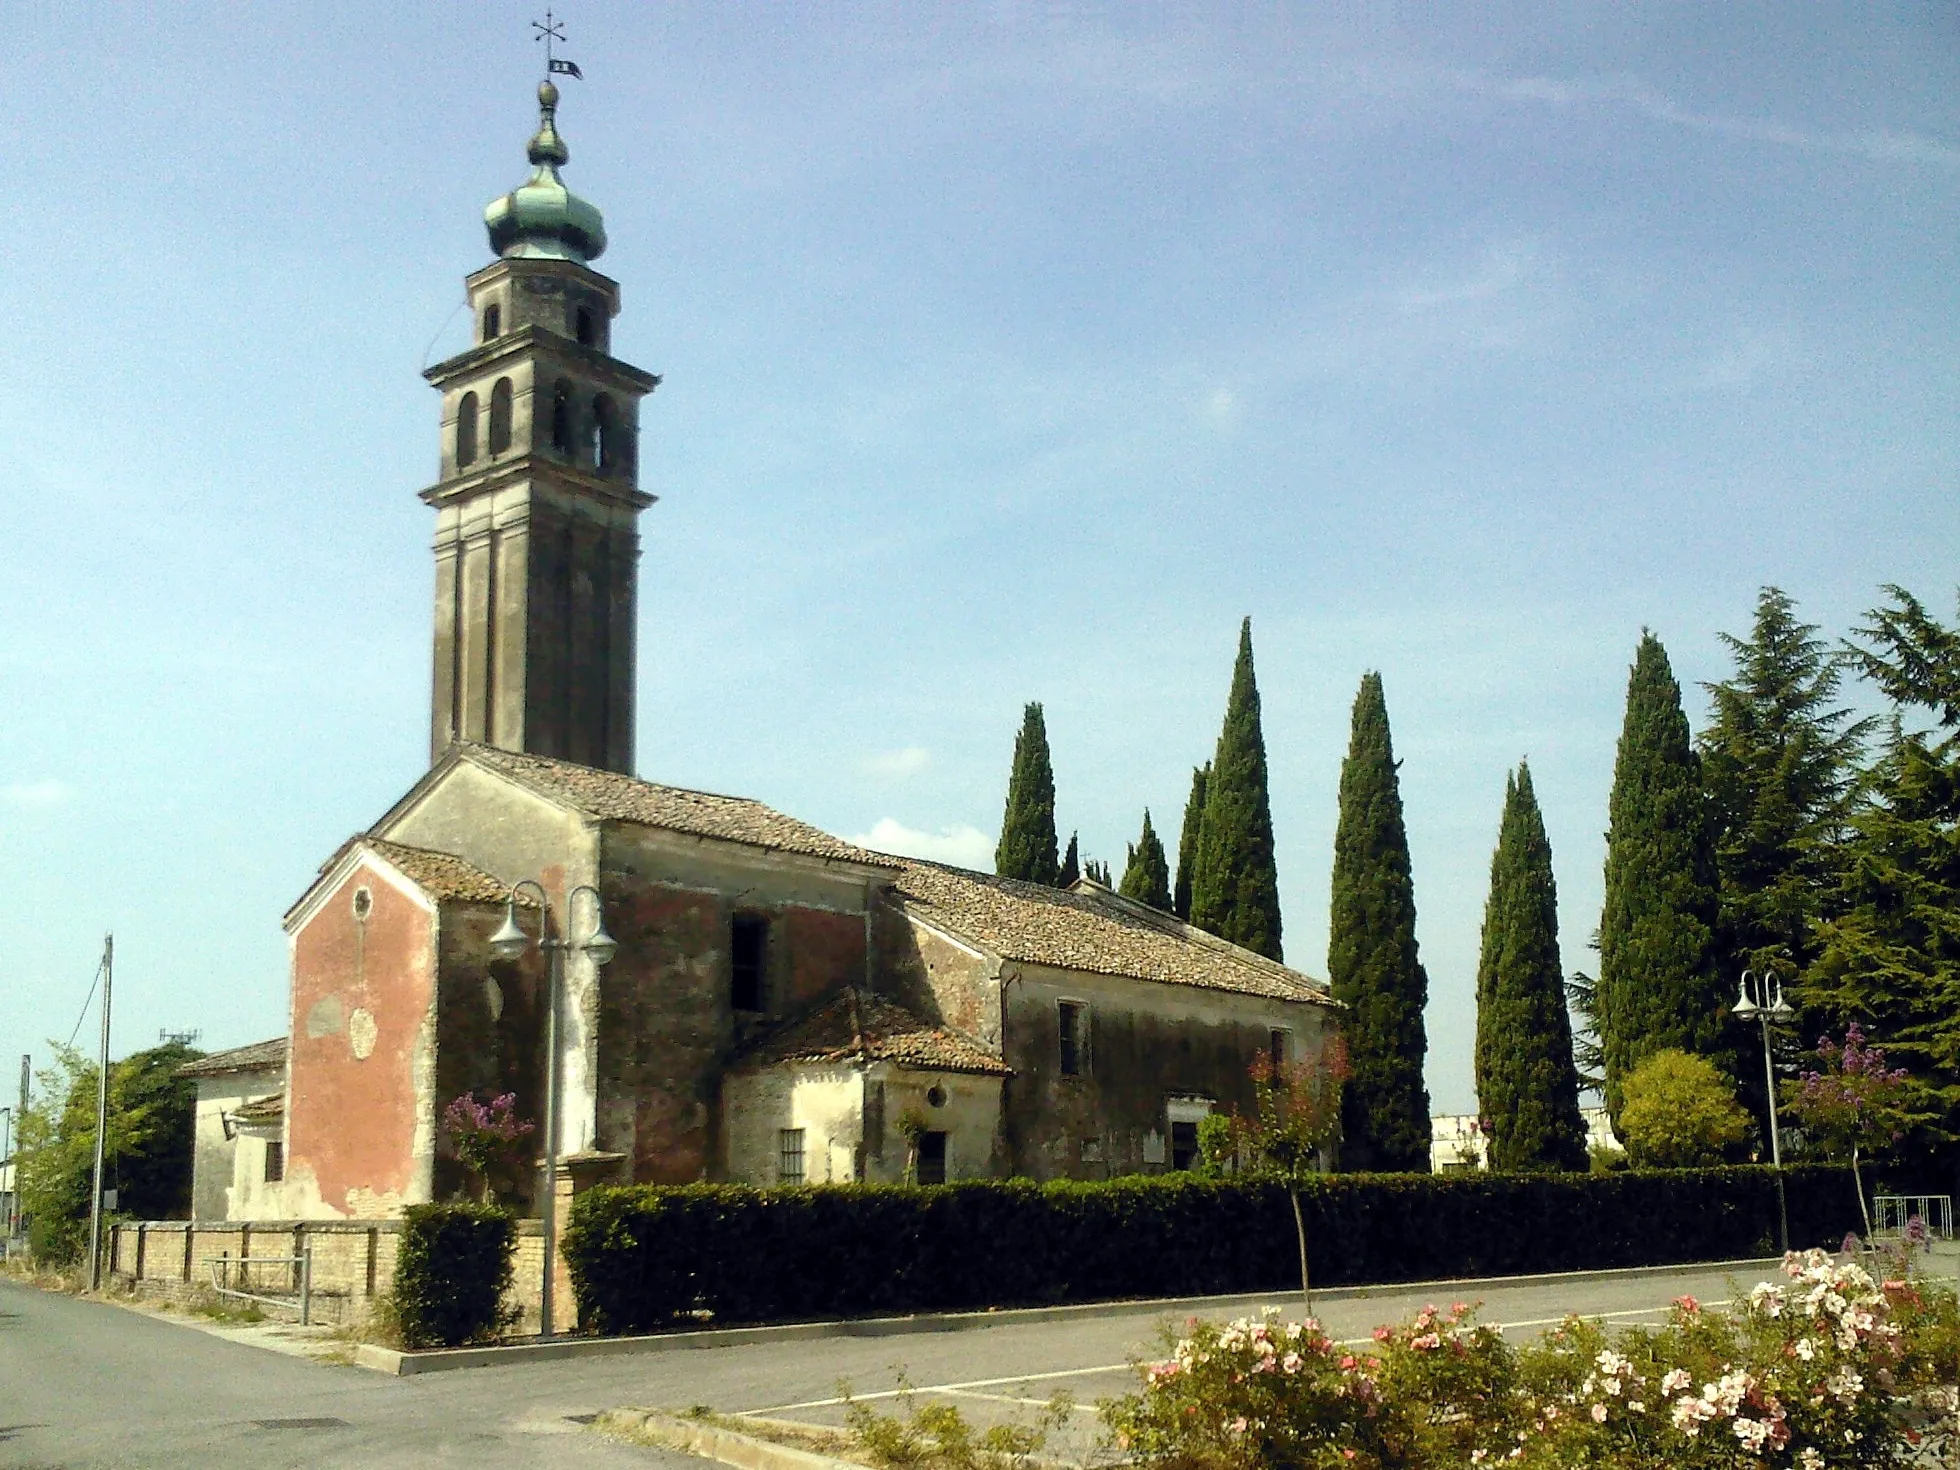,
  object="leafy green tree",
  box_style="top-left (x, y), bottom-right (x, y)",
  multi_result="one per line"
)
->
top-left (1173, 764), bottom-right (1209, 920)
top-left (1804, 586), bottom-right (1960, 1164)
top-left (1474, 764), bottom-right (1589, 1172)
top-left (1232, 1035), bottom-right (1349, 1306)
top-left (994, 702), bottom-right (1059, 886)
top-left (17, 1041), bottom-right (201, 1264)
top-left (1058, 832), bottom-right (1081, 888)
top-left (1596, 632), bottom-right (1729, 1129)
top-left (1327, 672), bottom-right (1430, 1173)
top-left (1189, 619), bottom-right (1284, 960)
top-left (1119, 809), bottom-right (1173, 912)
top-left (1700, 587), bottom-right (1873, 984)
top-left (1617, 1049), bottom-right (1751, 1169)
